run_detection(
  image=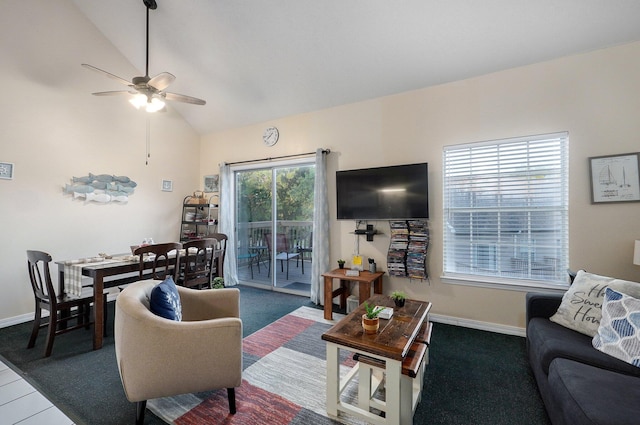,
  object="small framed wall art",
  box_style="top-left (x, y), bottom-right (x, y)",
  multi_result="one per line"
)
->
top-left (204, 174), bottom-right (219, 192)
top-left (0, 162), bottom-right (14, 180)
top-left (589, 152), bottom-right (640, 203)
top-left (161, 179), bottom-right (173, 192)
